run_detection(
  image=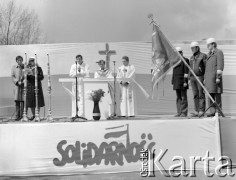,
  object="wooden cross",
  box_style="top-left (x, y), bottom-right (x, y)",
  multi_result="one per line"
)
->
top-left (98, 43), bottom-right (116, 69)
